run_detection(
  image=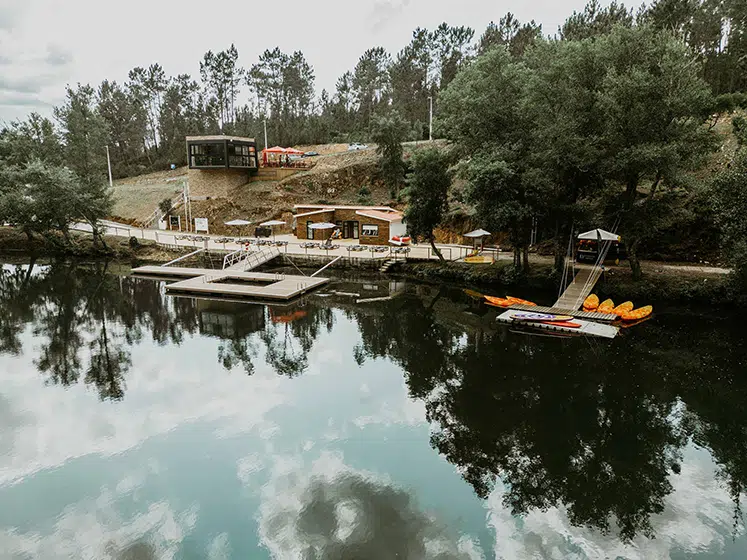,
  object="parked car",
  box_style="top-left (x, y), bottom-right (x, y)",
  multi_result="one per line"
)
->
top-left (348, 143), bottom-right (368, 151)
top-left (303, 151), bottom-right (320, 157)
